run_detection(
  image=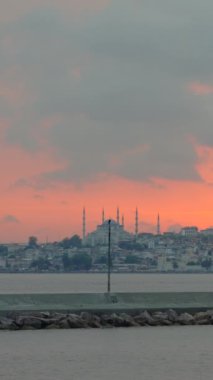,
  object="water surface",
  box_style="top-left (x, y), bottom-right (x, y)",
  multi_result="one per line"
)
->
top-left (0, 327), bottom-right (212, 380)
top-left (0, 273), bottom-right (212, 293)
